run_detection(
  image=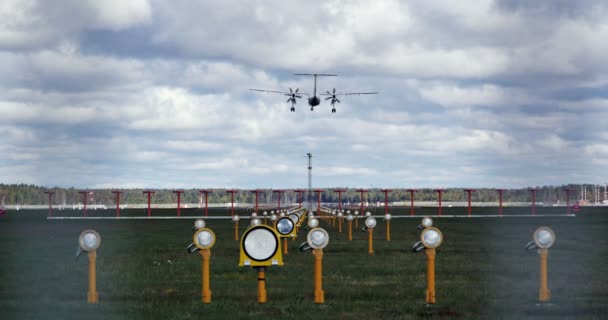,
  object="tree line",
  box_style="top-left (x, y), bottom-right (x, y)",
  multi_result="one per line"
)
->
top-left (0, 183), bottom-right (592, 205)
